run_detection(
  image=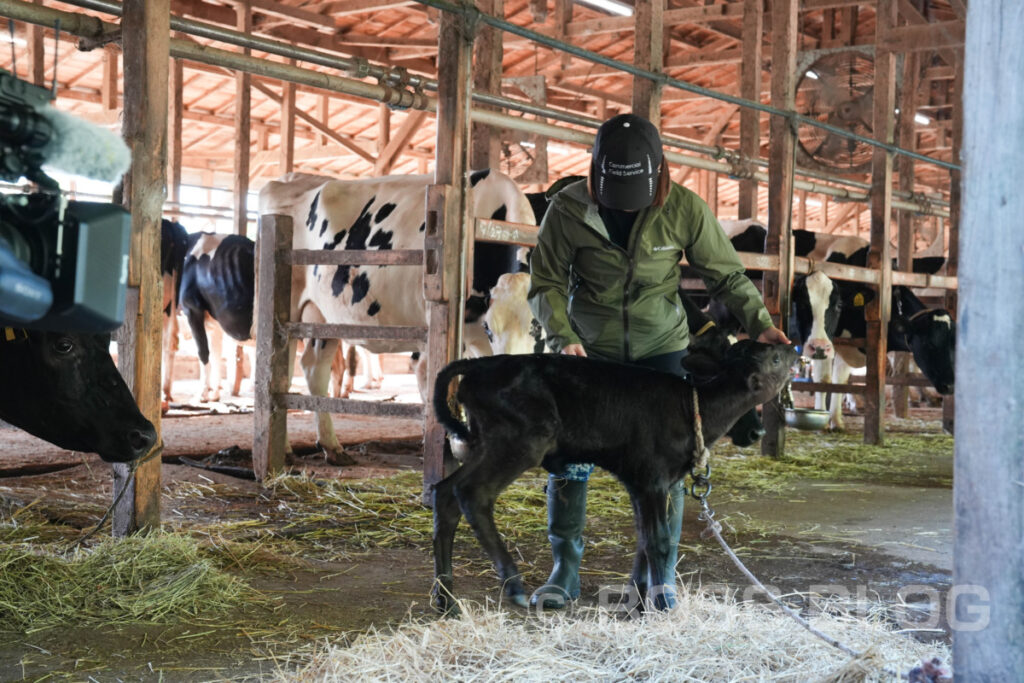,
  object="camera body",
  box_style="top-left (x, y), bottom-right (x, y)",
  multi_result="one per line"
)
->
top-left (0, 69), bottom-right (131, 333)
